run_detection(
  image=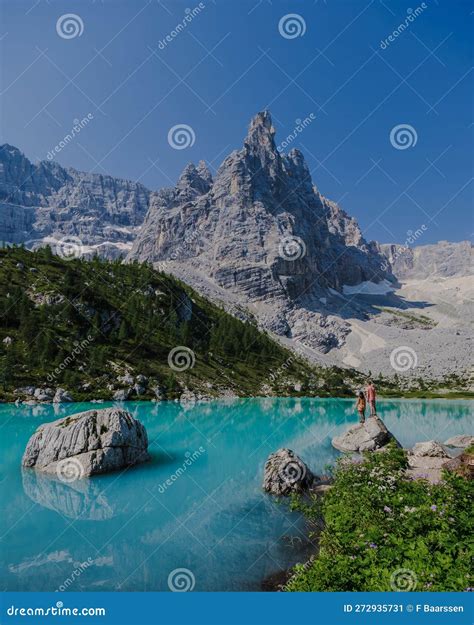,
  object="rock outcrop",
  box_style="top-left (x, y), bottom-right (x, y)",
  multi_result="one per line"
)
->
top-left (444, 435), bottom-right (473, 449)
top-left (22, 408), bottom-right (149, 478)
top-left (263, 448), bottom-right (317, 495)
top-left (0, 144), bottom-right (150, 258)
top-left (128, 111), bottom-right (392, 353)
top-left (443, 448), bottom-right (474, 480)
top-left (379, 240), bottom-right (473, 280)
top-left (407, 440), bottom-right (451, 484)
top-left (332, 417), bottom-right (399, 453)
